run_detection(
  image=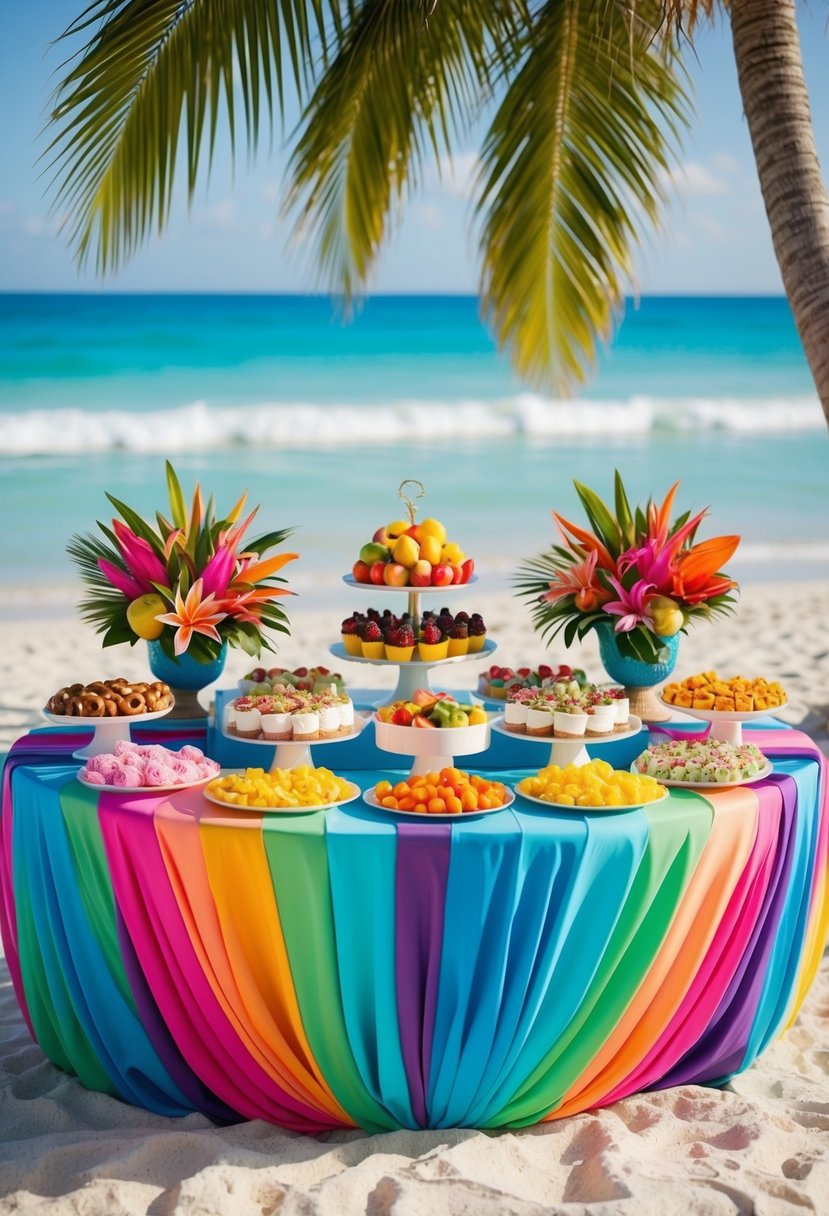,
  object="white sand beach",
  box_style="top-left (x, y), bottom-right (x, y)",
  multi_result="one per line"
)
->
top-left (1, 579), bottom-right (827, 1214)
